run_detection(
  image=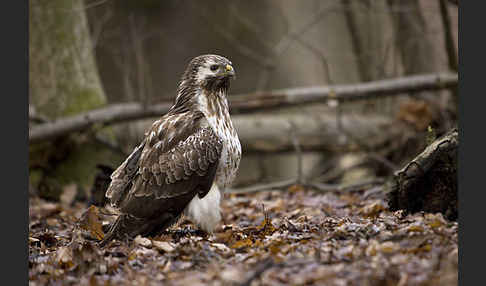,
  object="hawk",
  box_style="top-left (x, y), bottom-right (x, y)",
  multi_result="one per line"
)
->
top-left (99, 55), bottom-right (241, 246)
